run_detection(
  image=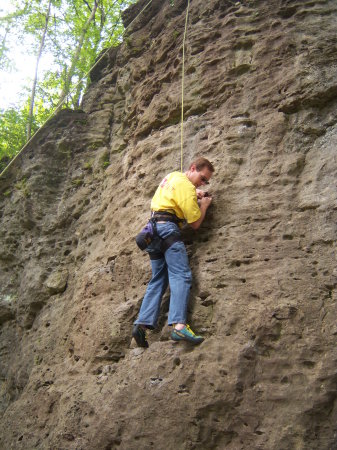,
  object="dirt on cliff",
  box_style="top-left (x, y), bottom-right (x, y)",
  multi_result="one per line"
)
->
top-left (0, 0), bottom-right (337, 449)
